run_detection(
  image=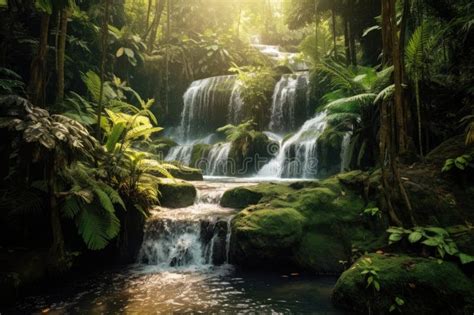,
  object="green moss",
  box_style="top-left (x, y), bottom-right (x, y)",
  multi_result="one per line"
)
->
top-left (190, 144), bottom-right (212, 167)
top-left (333, 254), bottom-right (474, 314)
top-left (221, 183), bottom-right (295, 208)
top-left (168, 164), bottom-right (203, 181)
top-left (225, 175), bottom-right (385, 272)
top-left (158, 179), bottom-right (197, 208)
top-left (294, 233), bottom-right (347, 274)
top-left (231, 208), bottom-right (305, 265)
top-left (220, 187), bottom-right (263, 208)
